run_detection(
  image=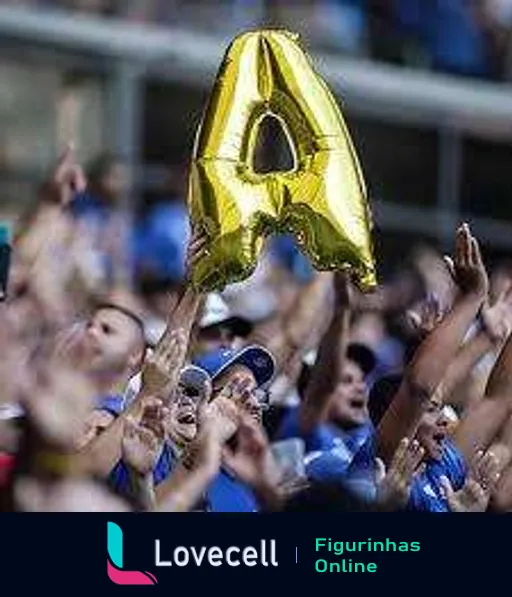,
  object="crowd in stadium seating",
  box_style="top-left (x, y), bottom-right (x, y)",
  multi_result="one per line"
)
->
top-left (2, 146), bottom-right (512, 513)
top-left (5, 0), bottom-right (512, 80)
